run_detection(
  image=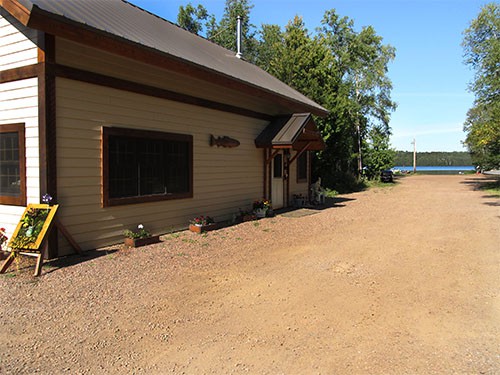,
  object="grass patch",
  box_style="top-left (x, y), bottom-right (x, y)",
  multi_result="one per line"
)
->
top-left (479, 179), bottom-right (500, 197)
top-left (365, 179), bottom-right (395, 189)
